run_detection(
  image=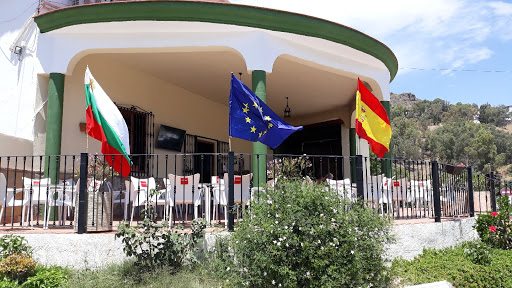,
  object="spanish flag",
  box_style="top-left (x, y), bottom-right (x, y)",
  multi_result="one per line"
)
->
top-left (355, 78), bottom-right (392, 158)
